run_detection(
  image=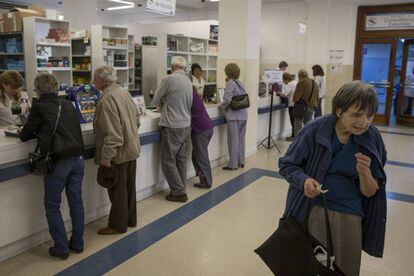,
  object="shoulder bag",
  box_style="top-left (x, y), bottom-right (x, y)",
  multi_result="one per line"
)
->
top-left (293, 80), bottom-right (315, 117)
top-left (28, 100), bottom-right (62, 175)
top-left (255, 192), bottom-right (345, 276)
top-left (230, 80), bottom-right (250, 110)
